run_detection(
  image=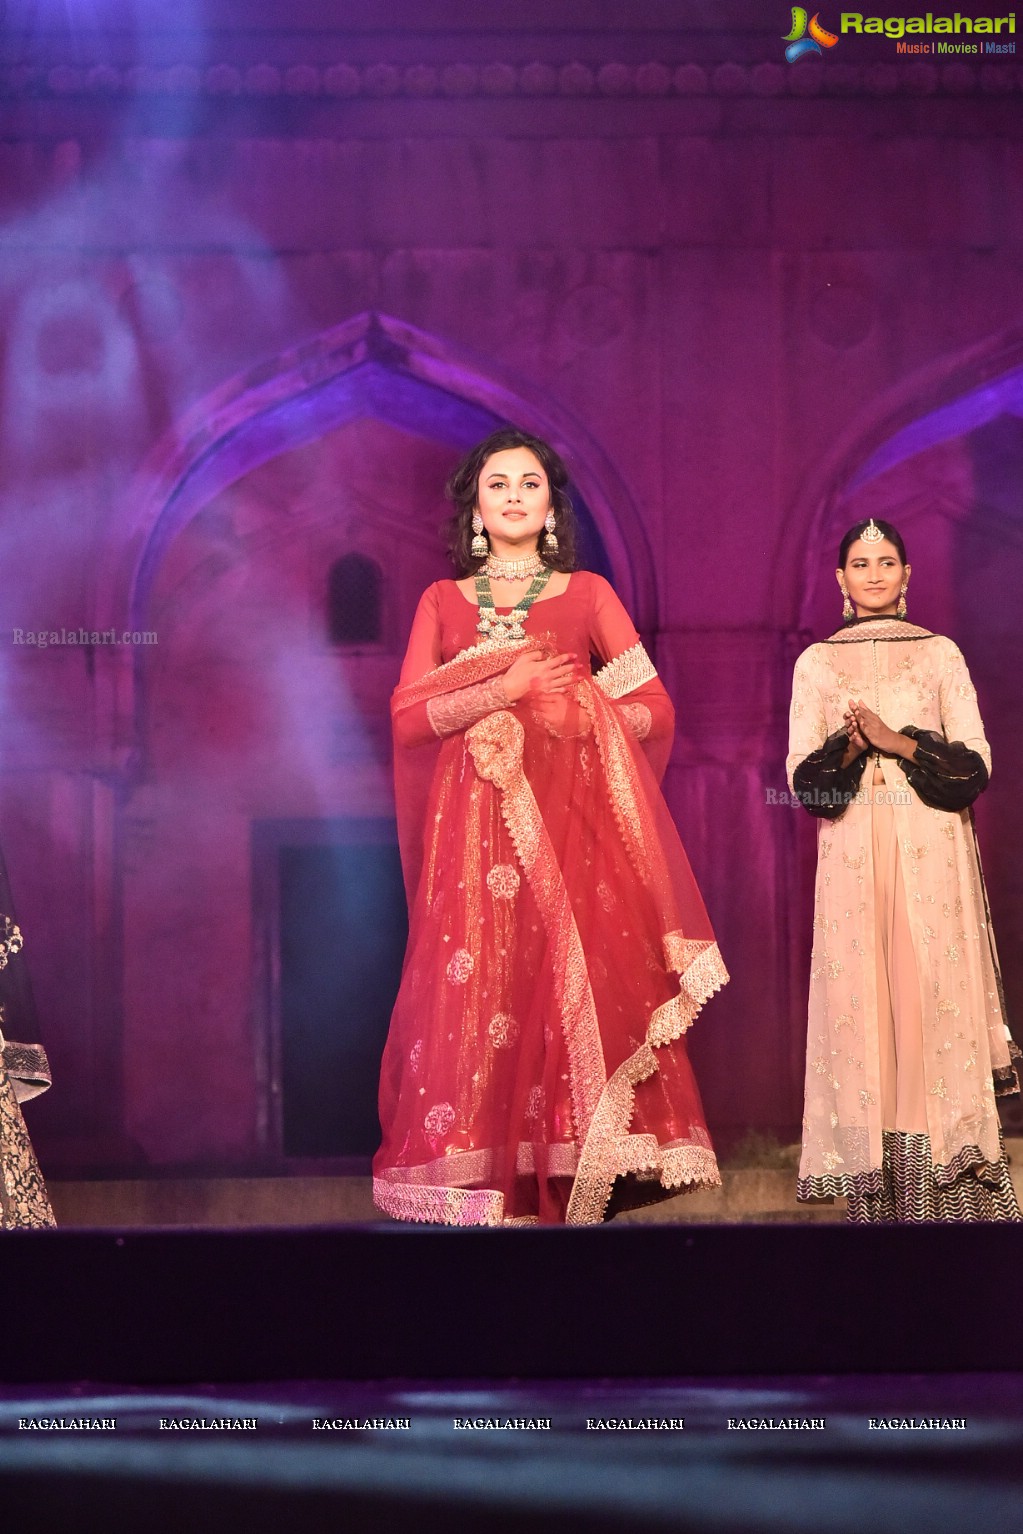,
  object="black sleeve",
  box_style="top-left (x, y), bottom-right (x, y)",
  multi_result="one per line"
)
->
top-left (791, 730), bottom-right (868, 821)
top-left (899, 726), bottom-right (989, 812)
